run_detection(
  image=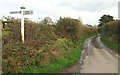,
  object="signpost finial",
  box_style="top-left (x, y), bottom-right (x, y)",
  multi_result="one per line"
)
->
top-left (20, 5), bottom-right (25, 9)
